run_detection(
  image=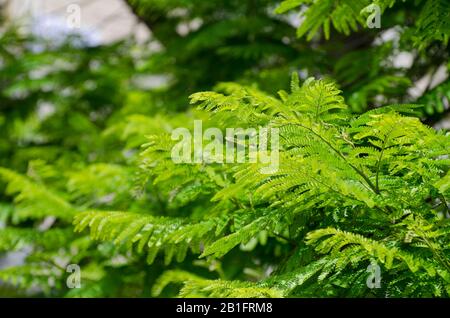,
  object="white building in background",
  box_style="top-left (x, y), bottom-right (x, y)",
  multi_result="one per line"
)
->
top-left (2, 0), bottom-right (150, 44)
